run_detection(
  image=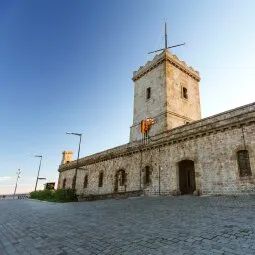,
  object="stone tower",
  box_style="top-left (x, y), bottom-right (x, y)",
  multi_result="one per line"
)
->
top-left (130, 49), bottom-right (201, 142)
top-left (61, 151), bottom-right (73, 164)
